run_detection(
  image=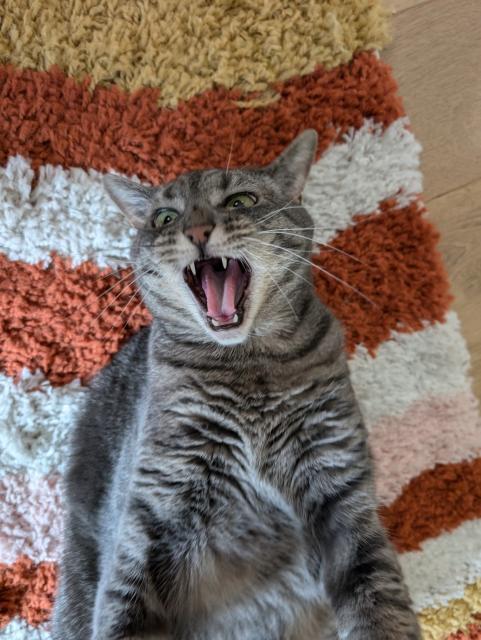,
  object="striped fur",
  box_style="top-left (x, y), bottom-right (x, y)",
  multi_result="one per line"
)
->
top-left (52, 133), bottom-right (420, 639)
